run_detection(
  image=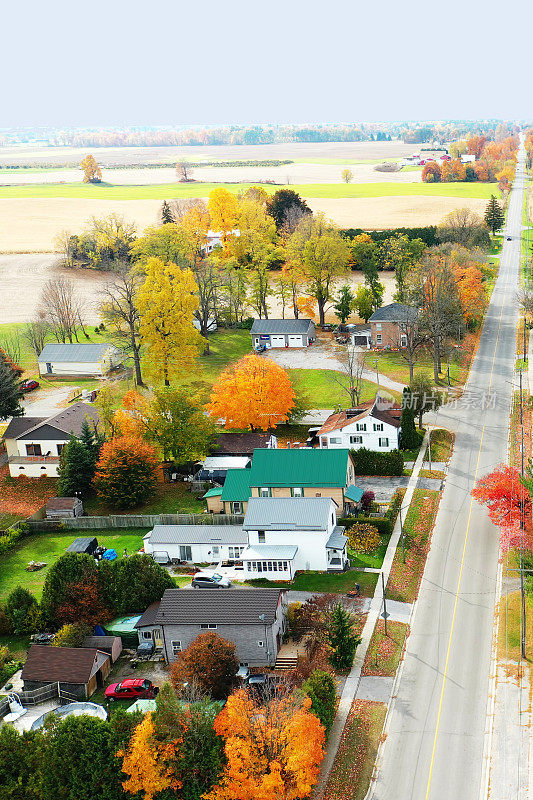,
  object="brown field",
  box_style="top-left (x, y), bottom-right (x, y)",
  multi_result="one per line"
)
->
top-left (0, 195), bottom-right (487, 253)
